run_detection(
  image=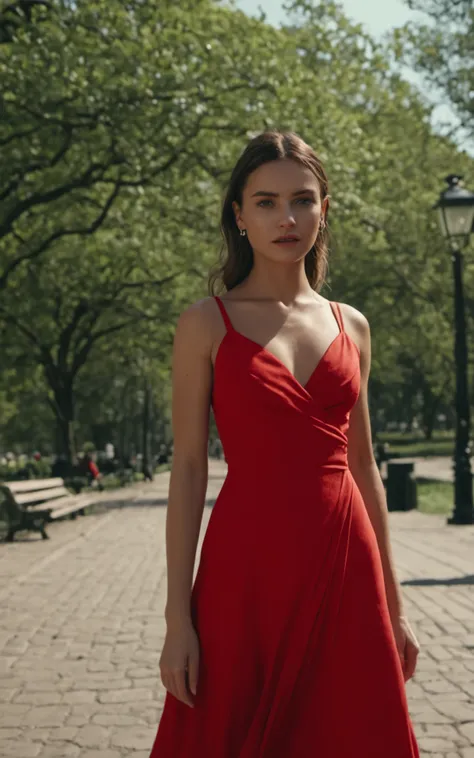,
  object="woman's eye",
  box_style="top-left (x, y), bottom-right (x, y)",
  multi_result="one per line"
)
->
top-left (256, 198), bottom-right (313, 207)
